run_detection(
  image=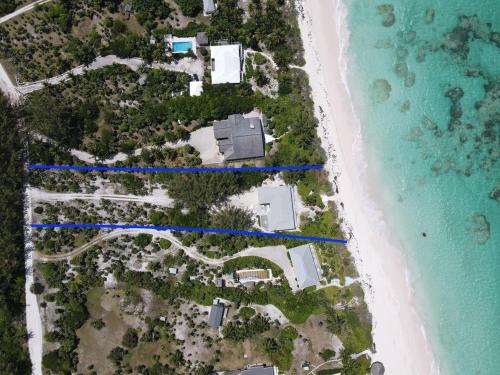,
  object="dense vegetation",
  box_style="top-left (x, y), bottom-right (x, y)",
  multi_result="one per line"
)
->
top-left (0, 0), bottom-right (17, 17)
top-left (0, 94), bottom-right (31, 374)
